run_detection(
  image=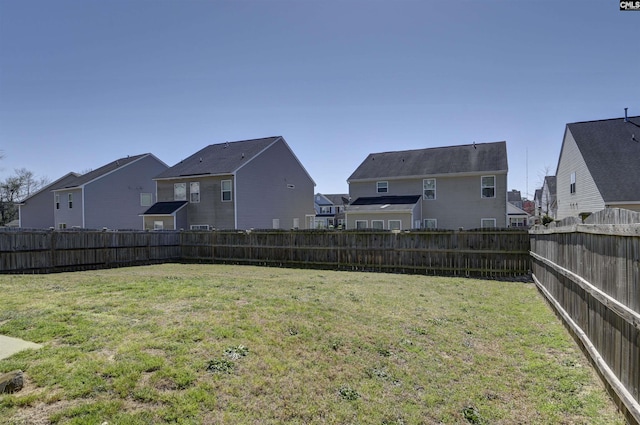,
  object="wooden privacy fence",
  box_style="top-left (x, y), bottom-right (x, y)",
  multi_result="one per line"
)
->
top-left (181, 229), bottom-right (531, 278)
top-left (530, 208), bottom-right (640, 425)
top-left (0, 230), bottom-right (181, 273)
top-left (1, 228), bottom-right (531, 277)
